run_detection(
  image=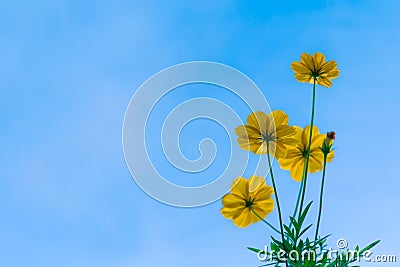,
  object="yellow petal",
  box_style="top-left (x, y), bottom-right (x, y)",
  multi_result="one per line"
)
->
top-left (222, 193), bottom-right (245, 208)
top-left (220, 206), bottom-right (242, 219)
top-left (321, 60), bottom-right (337, 74)
top-left (252, 198), bottom-right (274, 219)
top-left (235, 125), bottom-right (260, 138)
top-left (273, 142), bottom-right (288, 159)
top-left (326, 69), bottom-right (340, 79)
top-left (251, 141), bottom-right (267, 154)
top-left (237, 137), bottom-right (265, 154)
top-left (232, 208), bottom-right (252, 228)
top-left (311, 133), bottom-right (325, 151)
top-left (252, 184), bottom-right (274, 199)
top-left (280, 136), bottom-right (299, 146)
top-left (271, 110), bottom-right (289, 126)
top-left (236, 137), bottom-right (252, 150)
top-left (300, 53), bottom-right (314, 70)
top-left (327, 150), bottom-right (335, 162)
top-left (295, 73), bottom-right (313, 83)
top-left (290, 158), bottom-right (305, 182)
top-left (276, 125), bottom-right (296, 138)
top-left (302, 125), bottom-right (320, 148)
top-left (278, 150), bottom-right (302, 169)
top-left (230, 177), bottom-right (248, 199)
top-left (308, 154), bottom-right (324, 173)
top-left (317, 77), bottom-right (332, 88)
top-left (247, 111), bottom-right (268, 134)
top-left (248, 176), bottom-right (265, 193)
top-left (291, 62), bottom-right (310, 74)
top-left (313, 52), bottom-right (326, 71)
